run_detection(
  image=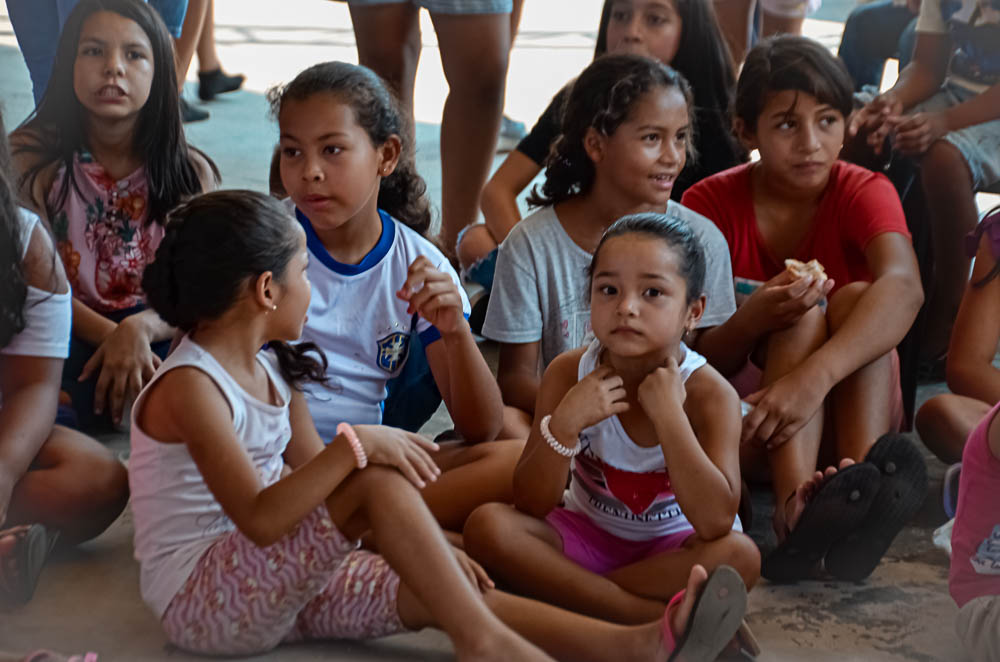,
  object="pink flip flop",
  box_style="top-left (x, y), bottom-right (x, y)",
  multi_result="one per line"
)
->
top-left (662, 566), bottom-right (748, 662)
